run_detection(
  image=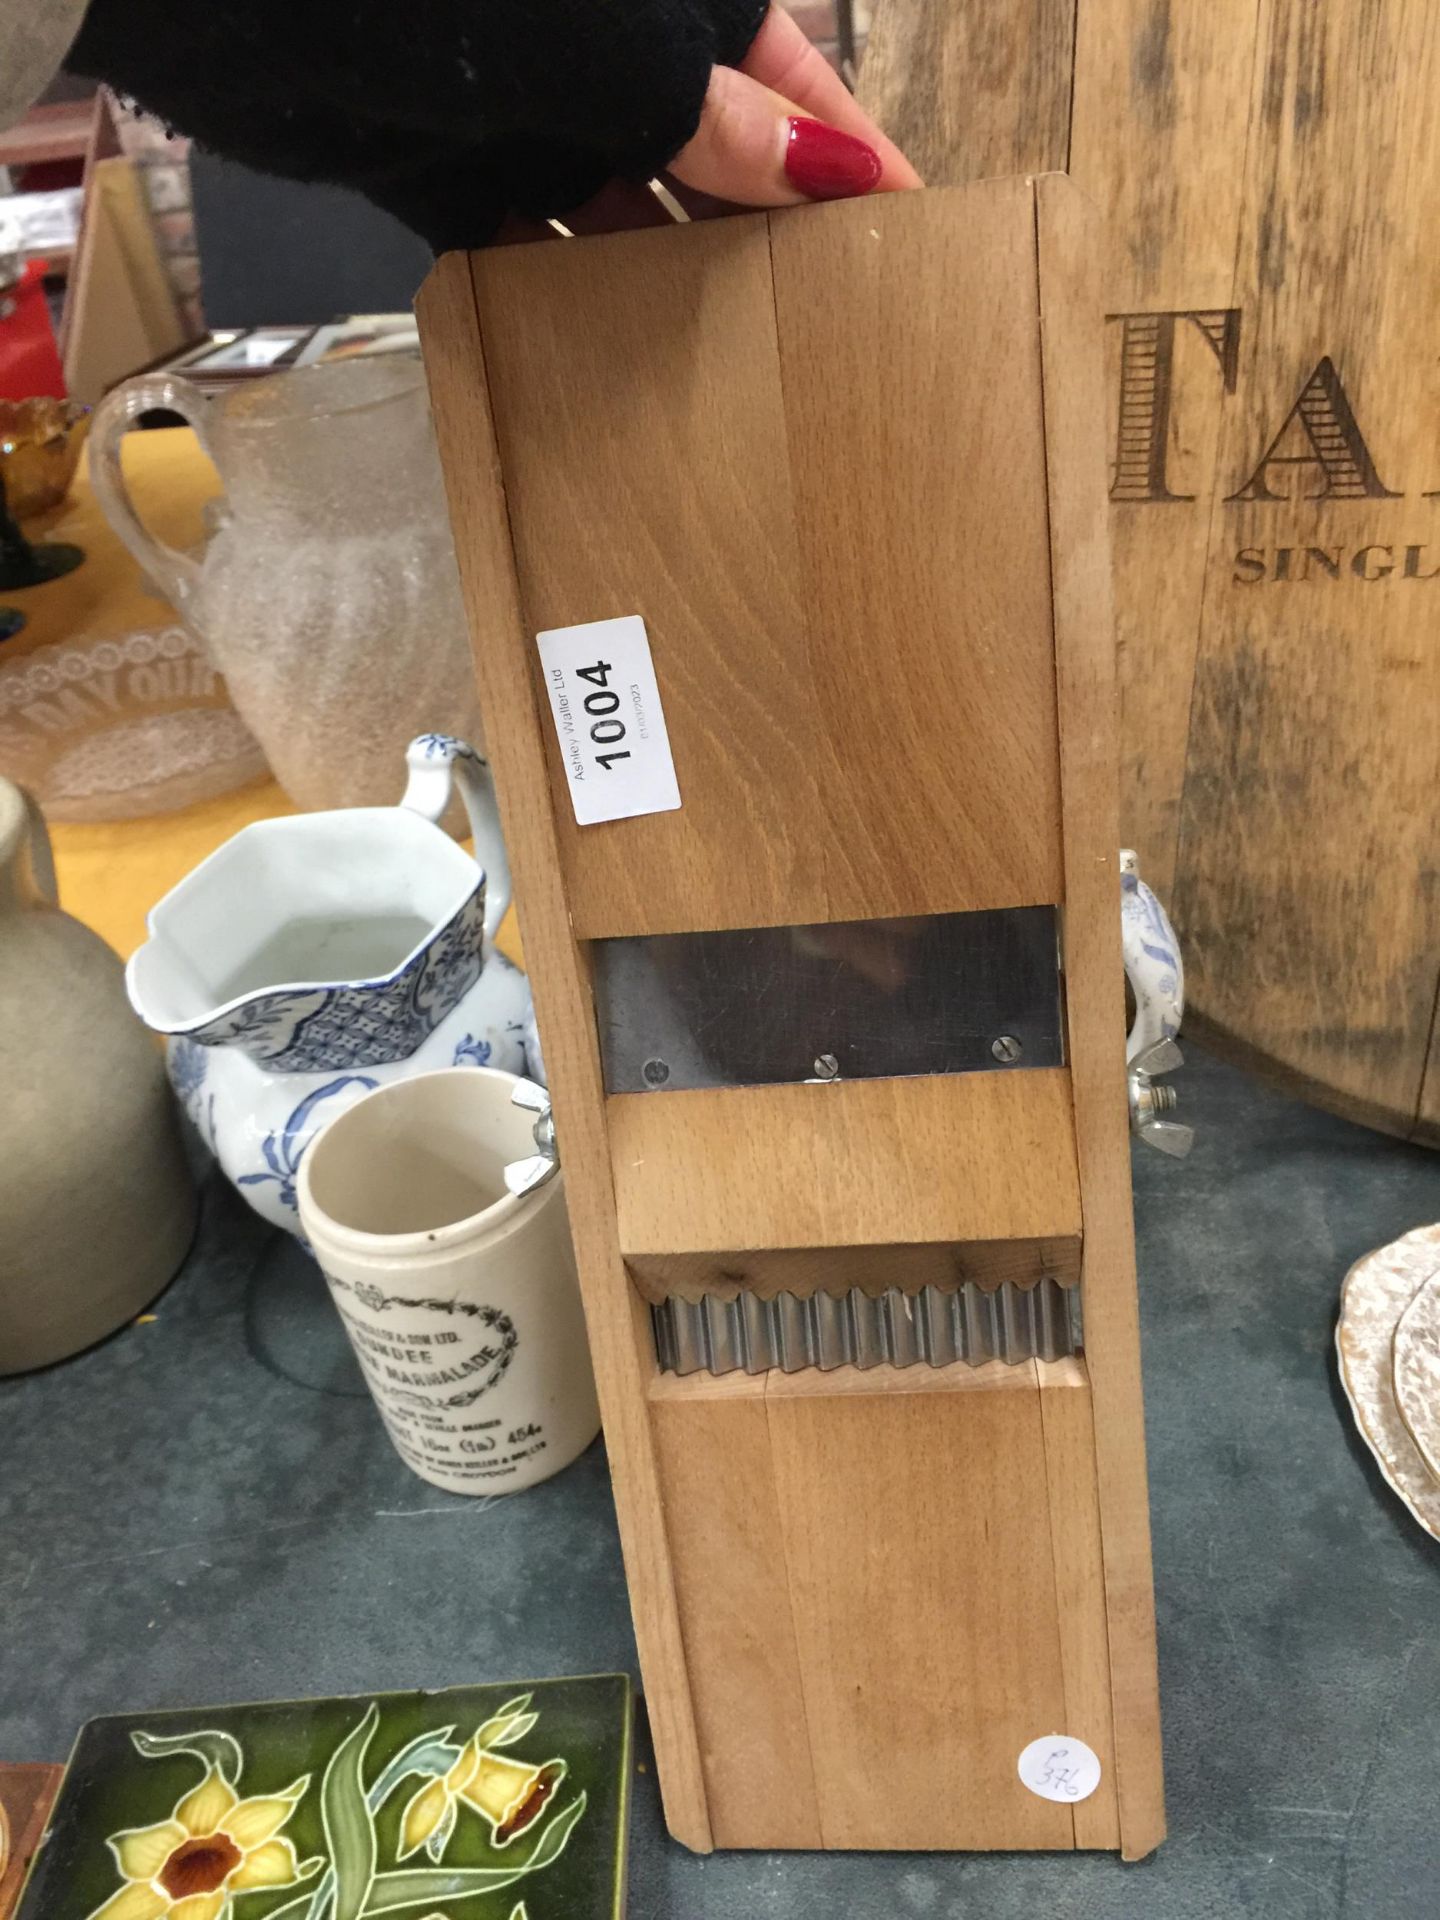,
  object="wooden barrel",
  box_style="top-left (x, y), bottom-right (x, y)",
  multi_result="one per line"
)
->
top-left (860, 0), bottom-right (1440, 1144)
